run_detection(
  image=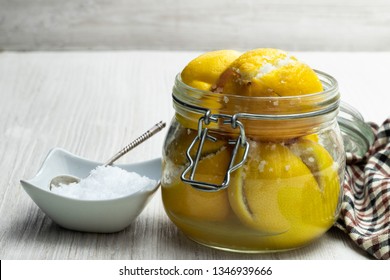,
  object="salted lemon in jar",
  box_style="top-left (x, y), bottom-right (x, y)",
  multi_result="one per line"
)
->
top-left (161, 48), bottom-right (345, 252)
